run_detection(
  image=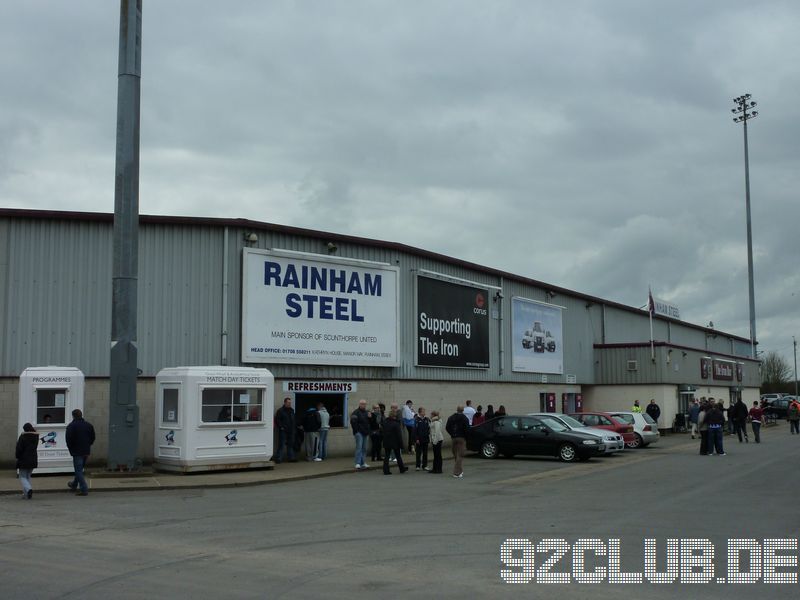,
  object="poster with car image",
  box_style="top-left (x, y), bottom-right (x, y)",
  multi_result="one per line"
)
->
top-left (511, 297), bottom-right (564, 374)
